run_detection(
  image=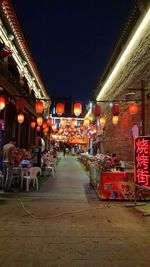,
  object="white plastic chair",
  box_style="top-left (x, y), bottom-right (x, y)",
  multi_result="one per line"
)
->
top-left (21, 167), bottom-right (41, 192)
